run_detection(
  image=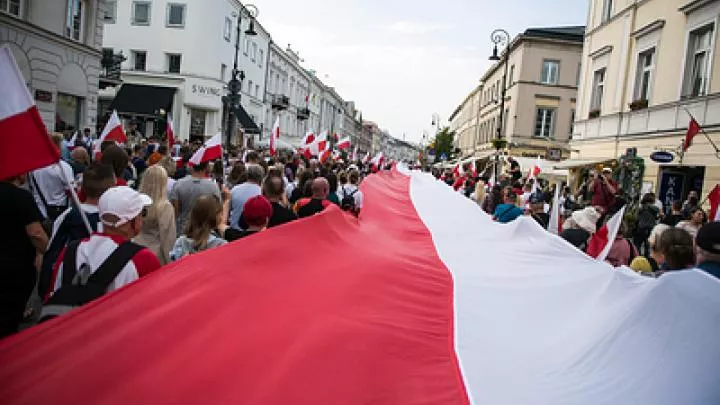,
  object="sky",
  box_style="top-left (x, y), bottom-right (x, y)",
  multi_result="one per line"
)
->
top-left (251, 0), bottom-right (589, 143)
